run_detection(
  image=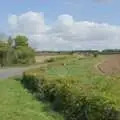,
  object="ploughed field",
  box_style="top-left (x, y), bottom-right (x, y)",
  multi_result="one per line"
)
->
top-left (98, 54), bottom-right (120, 75)
top-left (23, 55), bottom-right (120, 120)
